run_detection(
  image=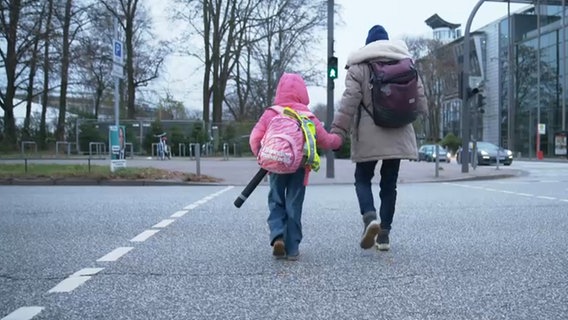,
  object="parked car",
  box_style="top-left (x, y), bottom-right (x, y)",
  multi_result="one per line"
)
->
top-left (457, 141), bottom-right (513, 166)
top-left (417, 144), bottom-right (449, 162)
